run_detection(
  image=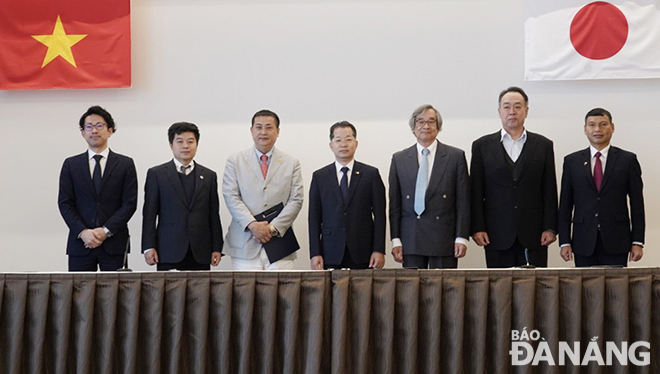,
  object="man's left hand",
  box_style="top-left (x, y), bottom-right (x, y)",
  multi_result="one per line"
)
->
top-left (629, 245), bottom-right (643, 262)
top-left (540, 231), bottom-right (557, 246)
